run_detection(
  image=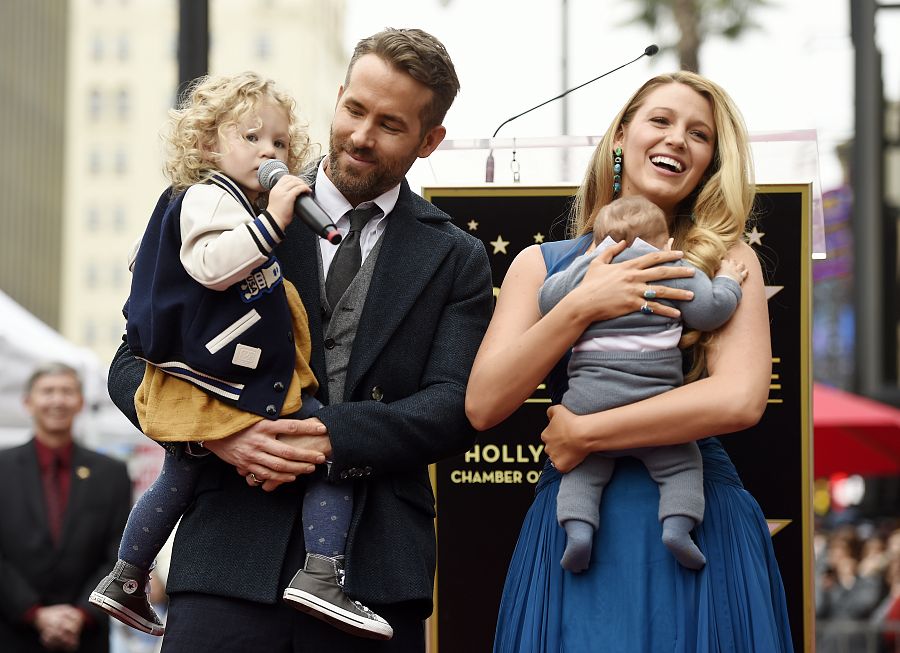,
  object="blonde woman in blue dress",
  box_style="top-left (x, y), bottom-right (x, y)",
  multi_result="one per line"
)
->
top-left (466, 71), bottom-right (793, 652)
